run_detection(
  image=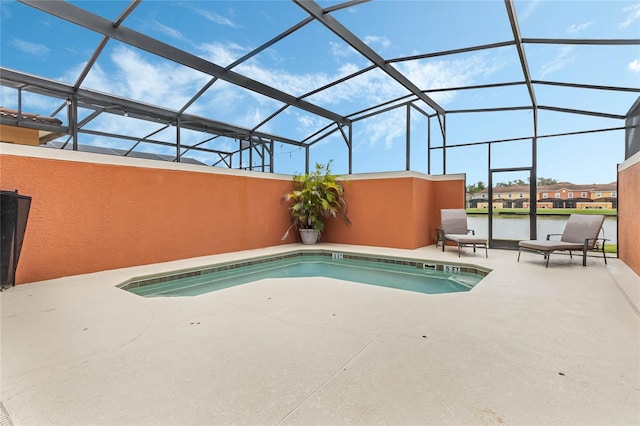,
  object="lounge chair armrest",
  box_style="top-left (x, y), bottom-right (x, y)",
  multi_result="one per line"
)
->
top-left (546, 233), bottom-right (562, 241)
top-left (467, 229), bottom-right (476, 235)
top-left (586, 237), bottom-right (610, 249)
